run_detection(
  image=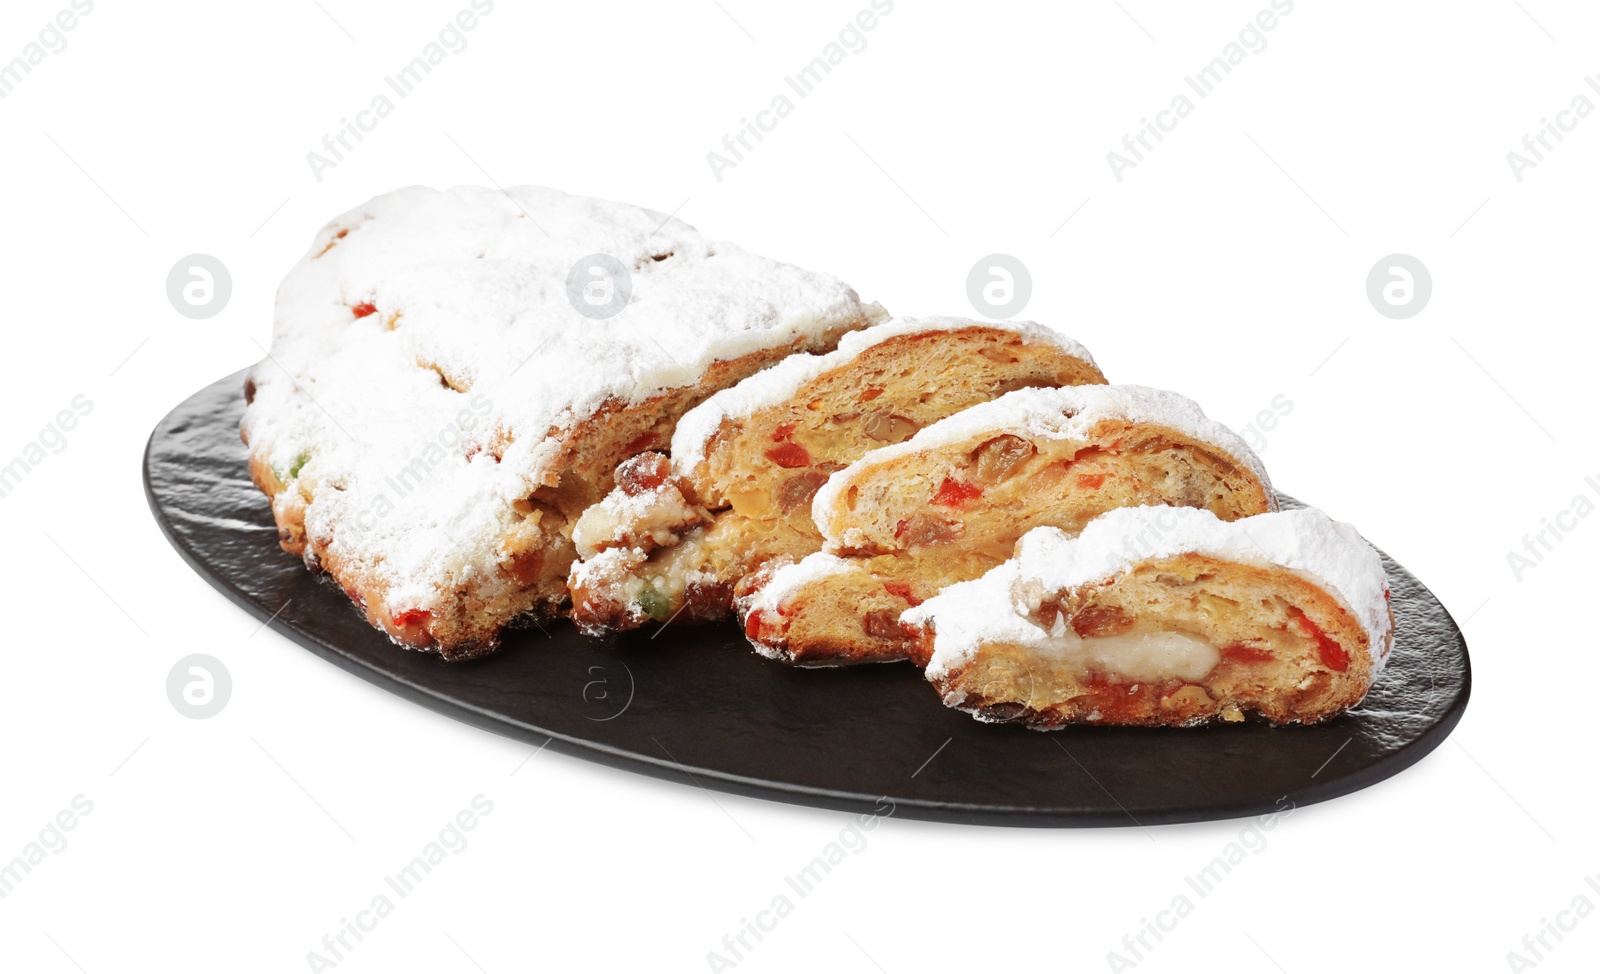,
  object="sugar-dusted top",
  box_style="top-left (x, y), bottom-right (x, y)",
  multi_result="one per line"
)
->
top-left (743, 552), bottom-right (856, 616)
top-left (905, 506), bottom-right (1393, 682)
top-left (810, 384), bottom-right (1273, 527)
top-left (242, 184), bottom-right (879, 610)
top-left (668, 316), bottom-right (1100, 473)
